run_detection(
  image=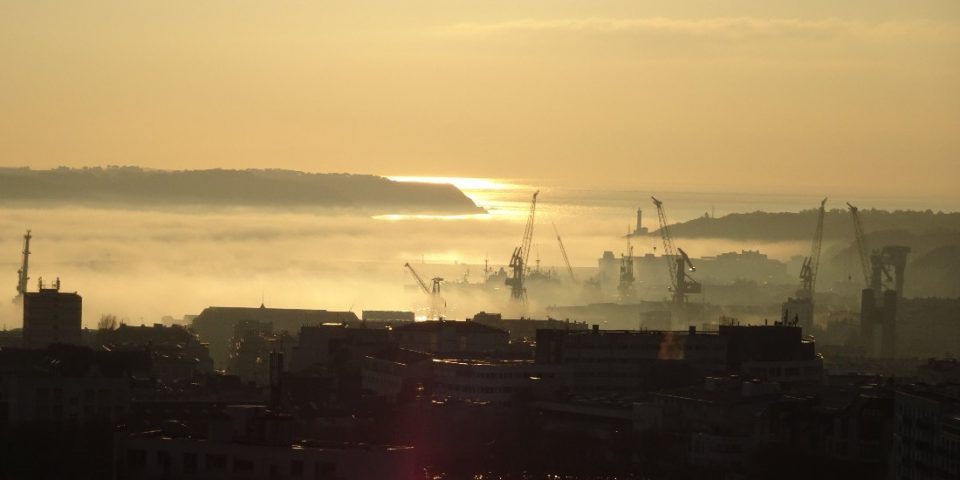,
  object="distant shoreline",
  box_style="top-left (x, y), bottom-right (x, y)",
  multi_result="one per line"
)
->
top-left (645, 209), bottom-right (960, 241)
top-left (0, 167), bottom-right (484, 215)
